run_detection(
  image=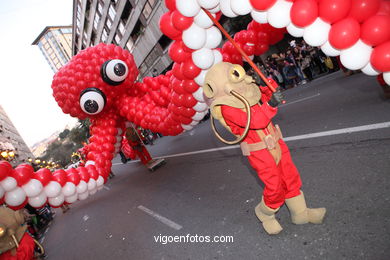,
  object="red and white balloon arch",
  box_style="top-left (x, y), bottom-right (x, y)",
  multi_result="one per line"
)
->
top-left (161, 0), bottom-right (390, 135)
